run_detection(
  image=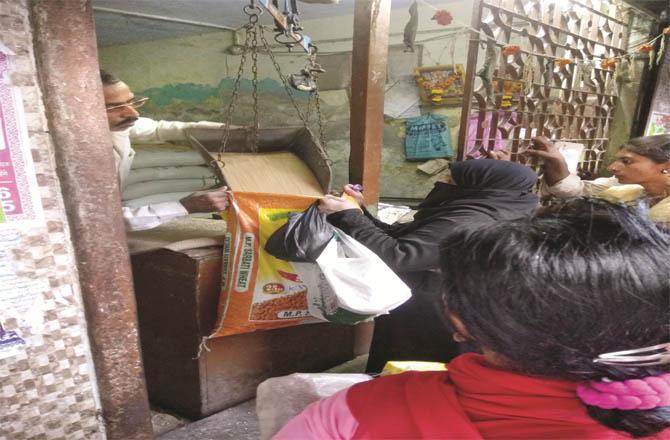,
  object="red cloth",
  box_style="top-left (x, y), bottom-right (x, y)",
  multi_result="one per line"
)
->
top-left (347, 353), bottom-right (646, 439)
